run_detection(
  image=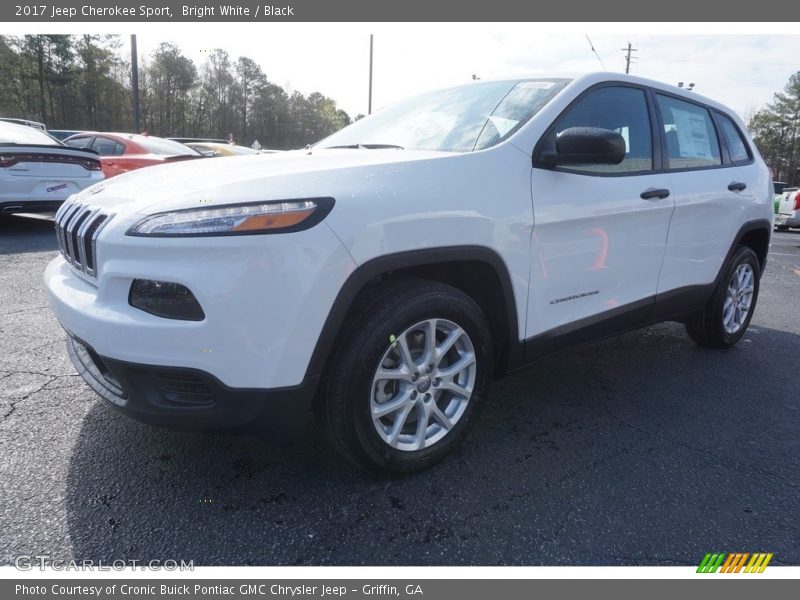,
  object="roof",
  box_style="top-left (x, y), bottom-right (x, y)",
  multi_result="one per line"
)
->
top-left (477, 71), bottom-right (739, 118)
